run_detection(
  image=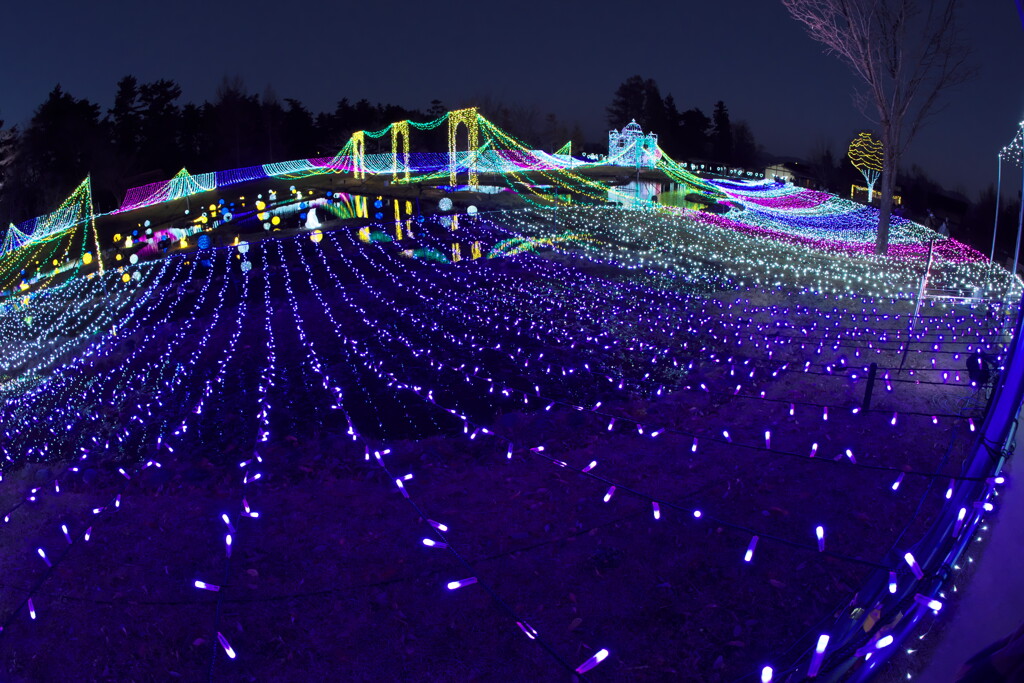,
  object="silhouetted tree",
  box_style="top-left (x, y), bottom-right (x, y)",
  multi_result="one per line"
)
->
top-left (606, 75), bottom-right (666, 132)
top-left (469, 95), bottom-right (541, 146)
top-left (282, 99), bottom-right (317, 159)
top-left (260, 85), bottom-right (285, 163)
top-left (212, 76), bottom-right (261, 169)
top-left (110, 76), bottom-right (143, 167)
top-left (543, 112), bottom-right (570, 151)
top-left (732, 121), bottom-right (759, 168)
top-left (138, 79), bottom-right (183, 173)
top-left (427, 99), bottom-right (446, 118)
top-left (678, 107), bottom-right (712, 159)
top-left (0, 122), bottom-right (19, 223)
top-left (10, 85), bottom-right (109, 214)
top-left (569, 123), bottom-right (587, 154)
top-left (178, 103), bottom-right (209, 170)
top-left (712, 101), bottom-right (733, 164)
top-left (807, 143), bottom-right (838, 191)
top-left (659, 94), bottom-right (683, 152)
